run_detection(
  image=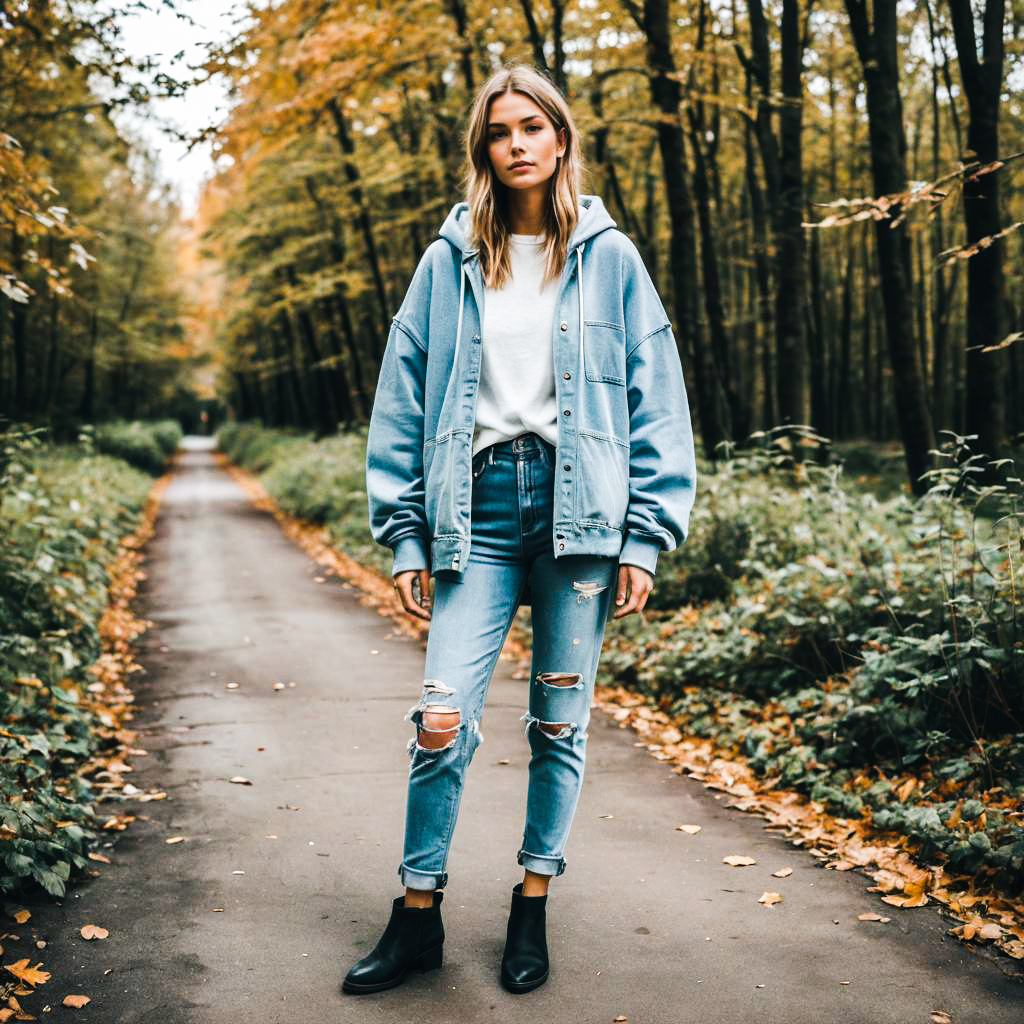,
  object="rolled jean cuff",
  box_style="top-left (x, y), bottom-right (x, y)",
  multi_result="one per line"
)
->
top-left (398, 863), bottom-right (447, 890)
top-left (517, 849), bottom-right (566, 876)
